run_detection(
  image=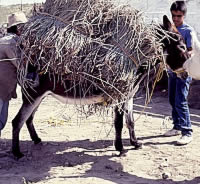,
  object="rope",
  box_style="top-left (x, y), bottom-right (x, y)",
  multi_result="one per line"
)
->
top-left (174, 68), bottom-right (185, 75)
